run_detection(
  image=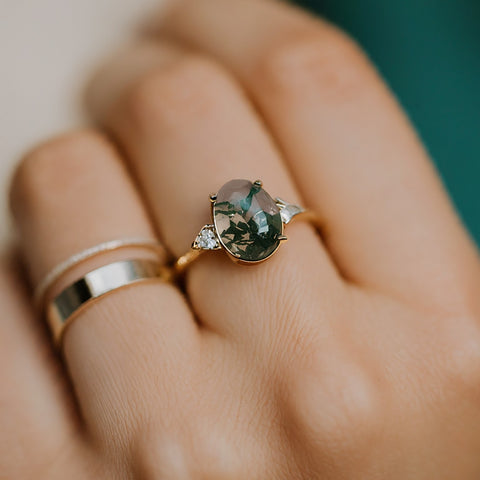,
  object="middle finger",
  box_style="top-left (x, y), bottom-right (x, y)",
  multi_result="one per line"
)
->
top-left (88, 42), bottom-right (344, 342)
